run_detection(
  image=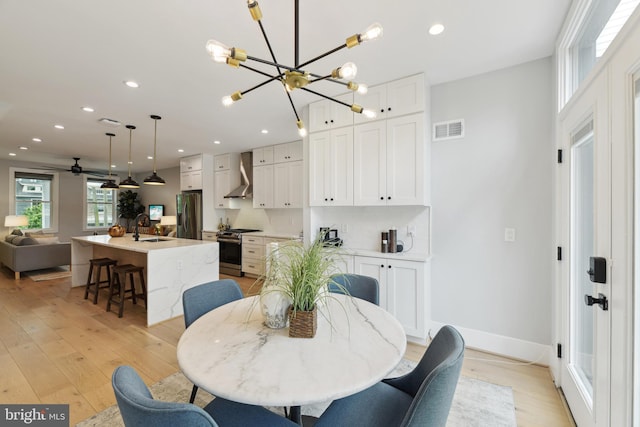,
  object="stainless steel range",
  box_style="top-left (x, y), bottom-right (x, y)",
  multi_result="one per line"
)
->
top-left (217, 228), bottom-right (261, 276)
